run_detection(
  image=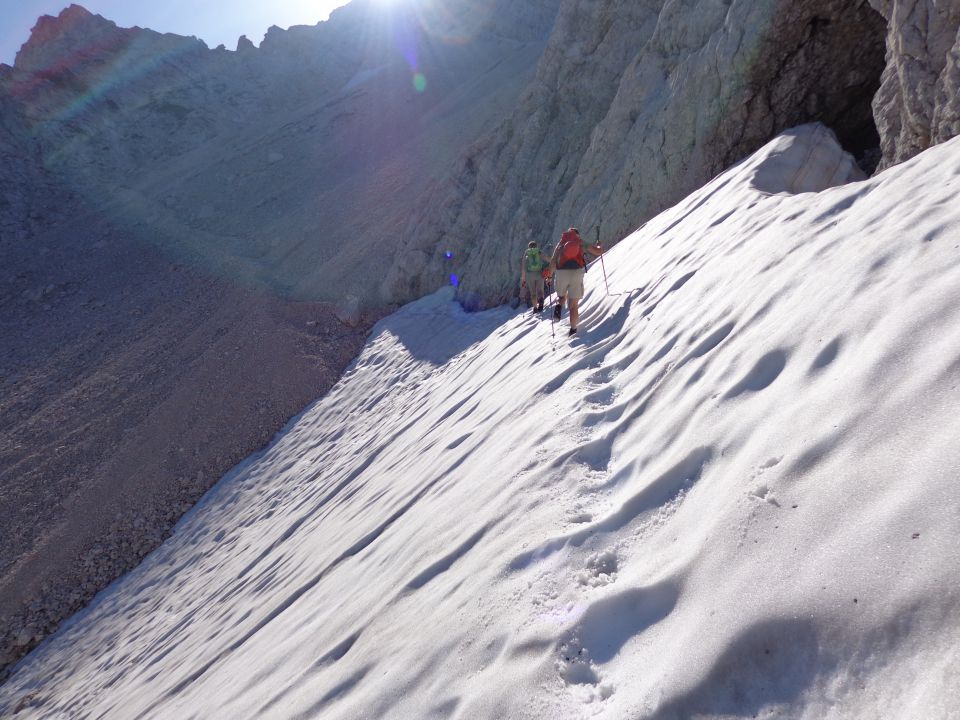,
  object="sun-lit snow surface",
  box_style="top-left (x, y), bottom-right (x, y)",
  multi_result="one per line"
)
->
top-left (4, 124), bottom-right (960, 719)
